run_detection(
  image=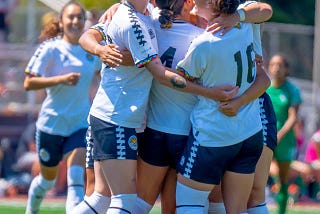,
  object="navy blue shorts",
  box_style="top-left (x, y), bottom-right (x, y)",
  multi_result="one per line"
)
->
top-left (138, 127), bottom-right (188, 168)
top-left (177, 130), bottom-right (263, 185)
top-left (35, 128), bottom-right (87, 167)
top-left (90, 115), bottom-right (138, 160)
top-left (85, 126), bottom-right (94, 169)
top-left (259, 93), bottom-right (277, 151)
